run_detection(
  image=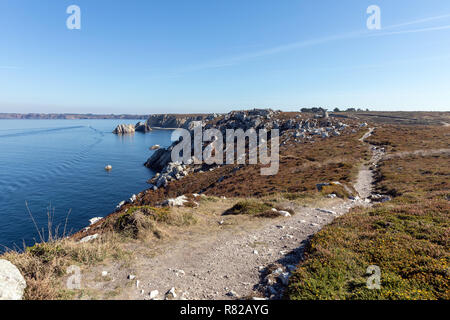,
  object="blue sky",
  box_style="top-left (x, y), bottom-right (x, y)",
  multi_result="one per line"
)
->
top-left (1, 0), bottom-right (449, 114)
